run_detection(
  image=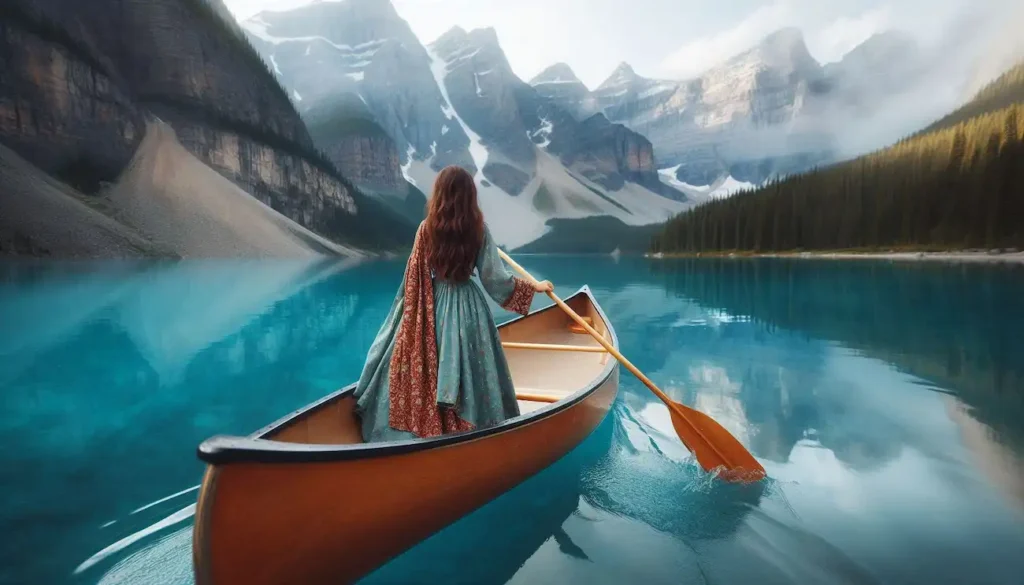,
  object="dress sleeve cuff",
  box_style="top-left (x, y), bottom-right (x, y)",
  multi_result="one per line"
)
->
top-left (501, 277), bottom-right (535, 316)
